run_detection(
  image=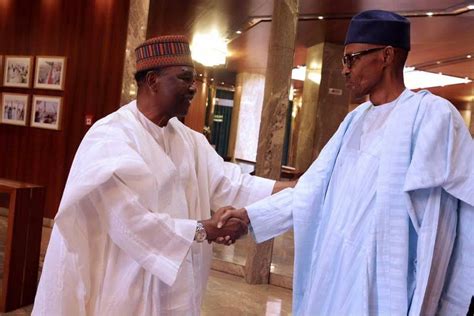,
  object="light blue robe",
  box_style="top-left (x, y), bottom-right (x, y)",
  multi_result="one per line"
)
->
top-left (247, 90), bottom-right (474, 315)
